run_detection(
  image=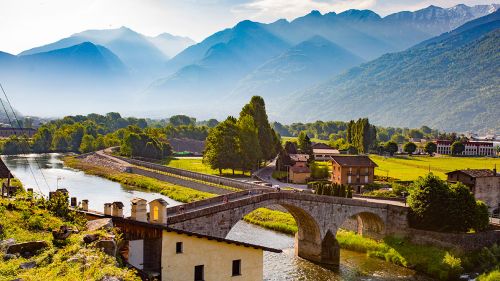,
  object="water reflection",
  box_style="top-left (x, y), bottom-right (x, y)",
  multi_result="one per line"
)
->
top-left (2, 153), bottom-right (180, 215)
